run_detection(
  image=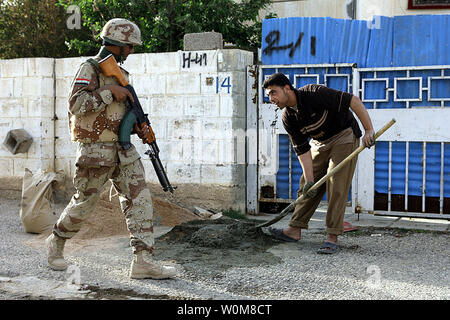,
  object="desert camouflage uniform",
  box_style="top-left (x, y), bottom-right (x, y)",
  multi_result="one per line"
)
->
top-left (53, 57), bottom-right (154, 254)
